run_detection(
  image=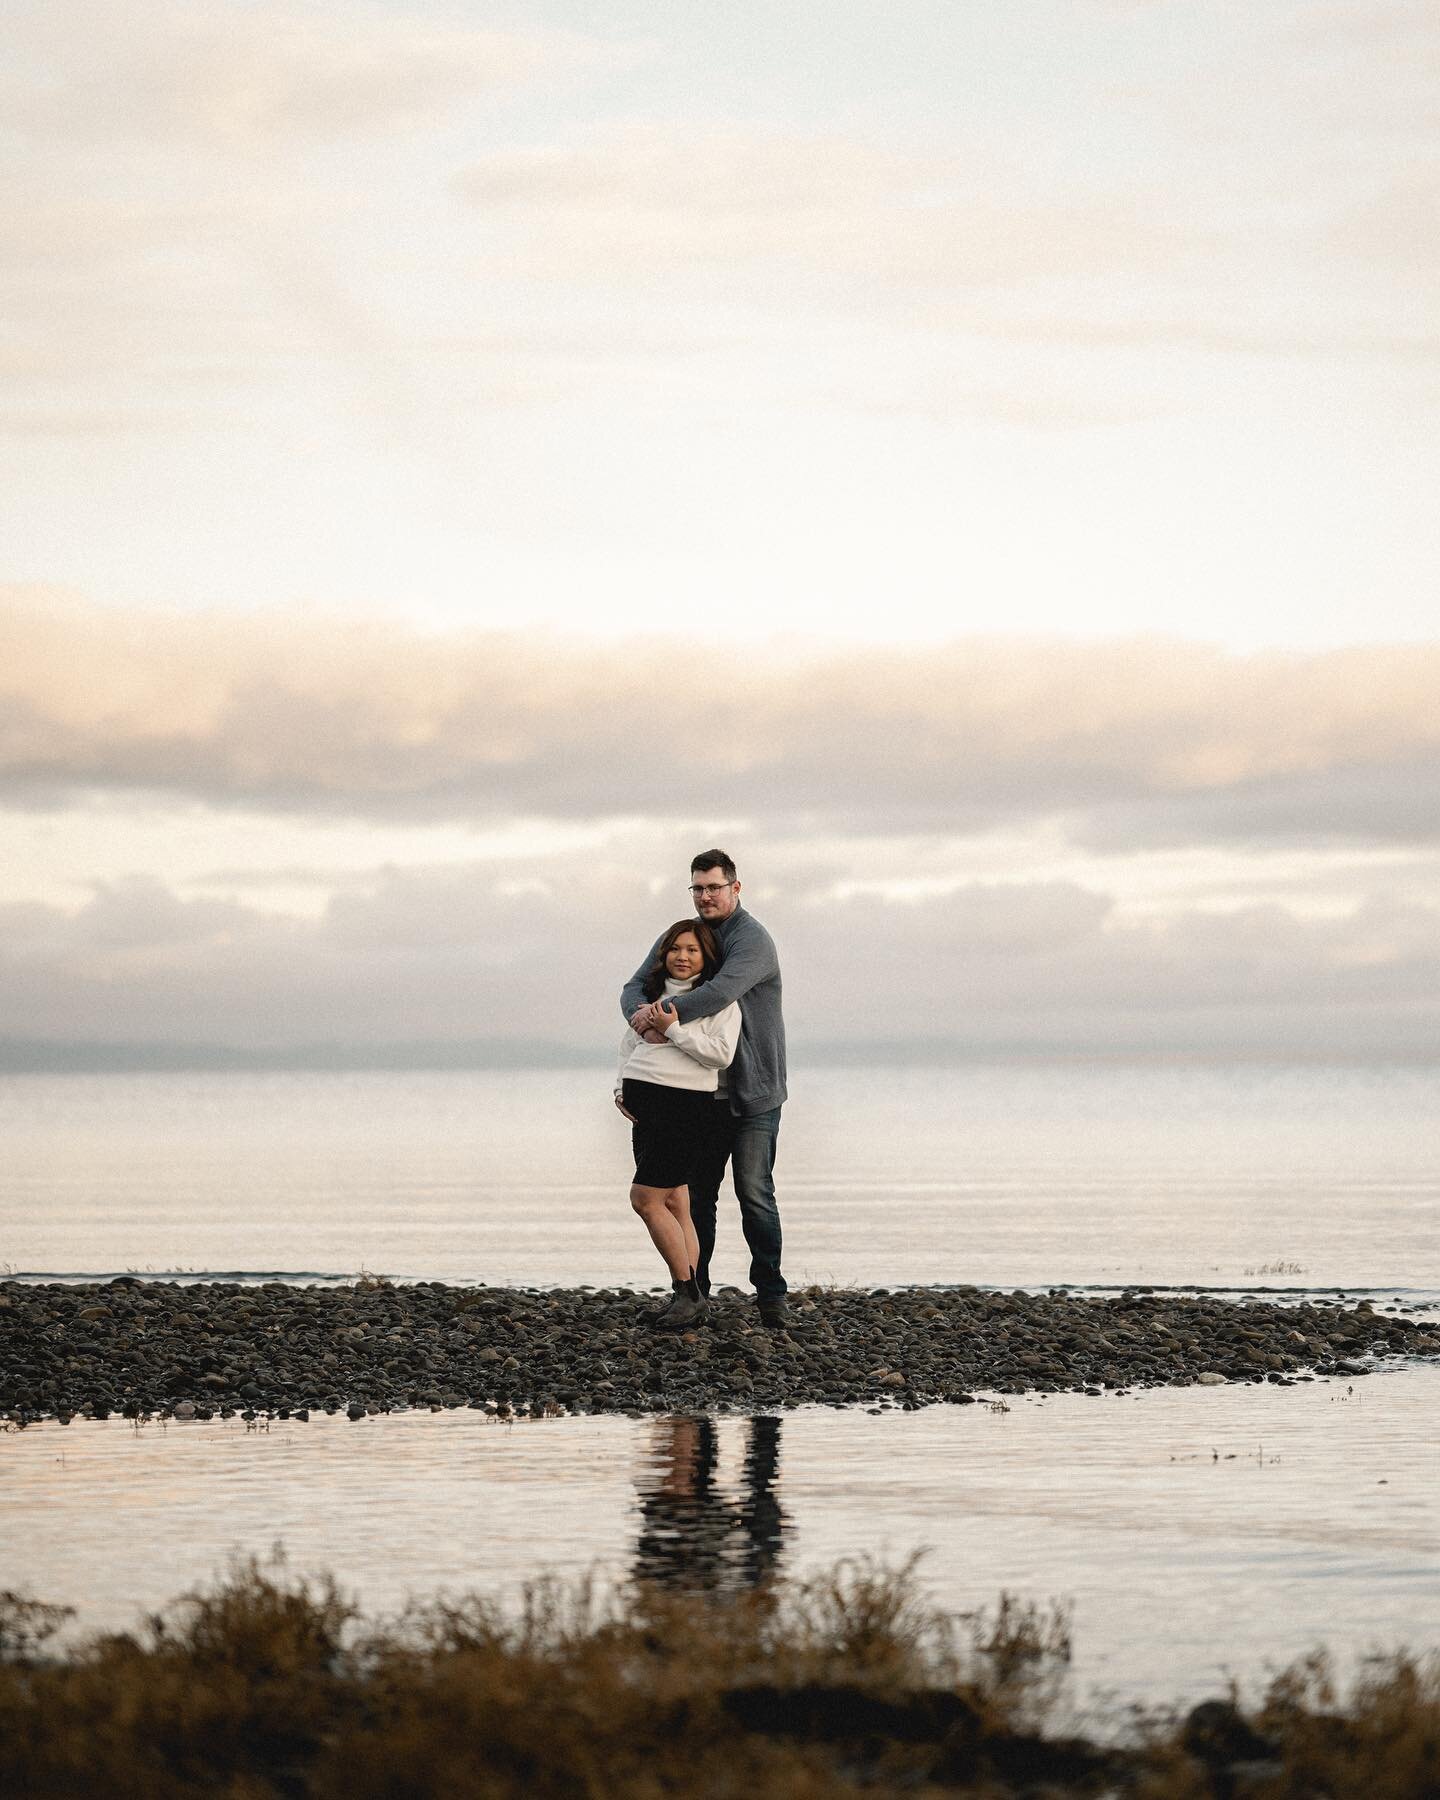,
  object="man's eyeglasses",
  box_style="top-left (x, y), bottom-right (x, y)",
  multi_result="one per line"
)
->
top-left (689, 882), bottom-right (734, 896)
